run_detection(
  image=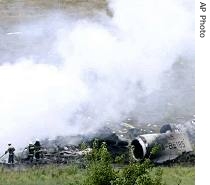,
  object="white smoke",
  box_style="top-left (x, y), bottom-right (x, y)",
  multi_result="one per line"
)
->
top-left (0, 0), bottom-right (194, 154)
